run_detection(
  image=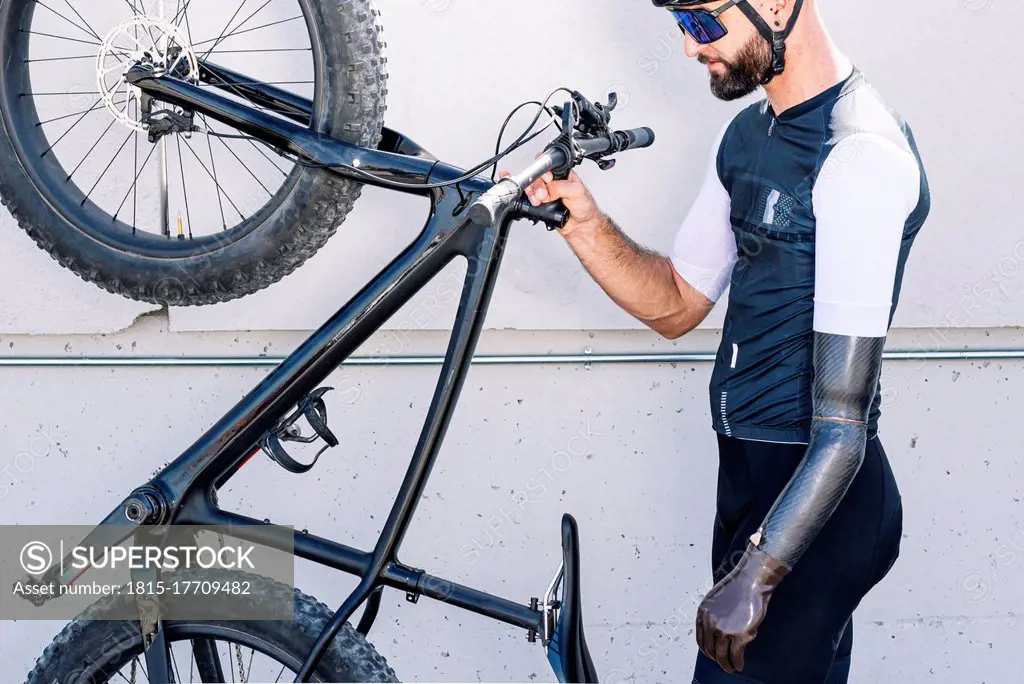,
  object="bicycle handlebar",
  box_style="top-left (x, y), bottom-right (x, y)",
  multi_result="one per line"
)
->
top-left (468, 126), bottom-right (656, 228)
